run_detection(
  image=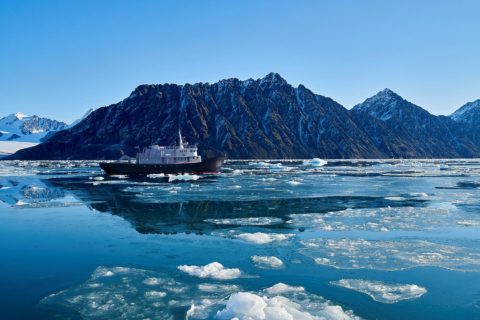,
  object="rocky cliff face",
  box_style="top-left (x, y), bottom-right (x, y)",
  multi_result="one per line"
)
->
top-left (7, 74), bottom-right (480, 160)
